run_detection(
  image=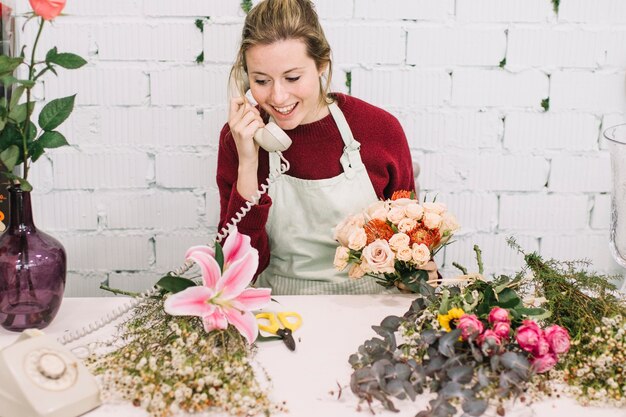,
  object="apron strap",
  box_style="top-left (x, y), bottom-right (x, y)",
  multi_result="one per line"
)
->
top-left (328, 102), bottom-right (363, 179)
